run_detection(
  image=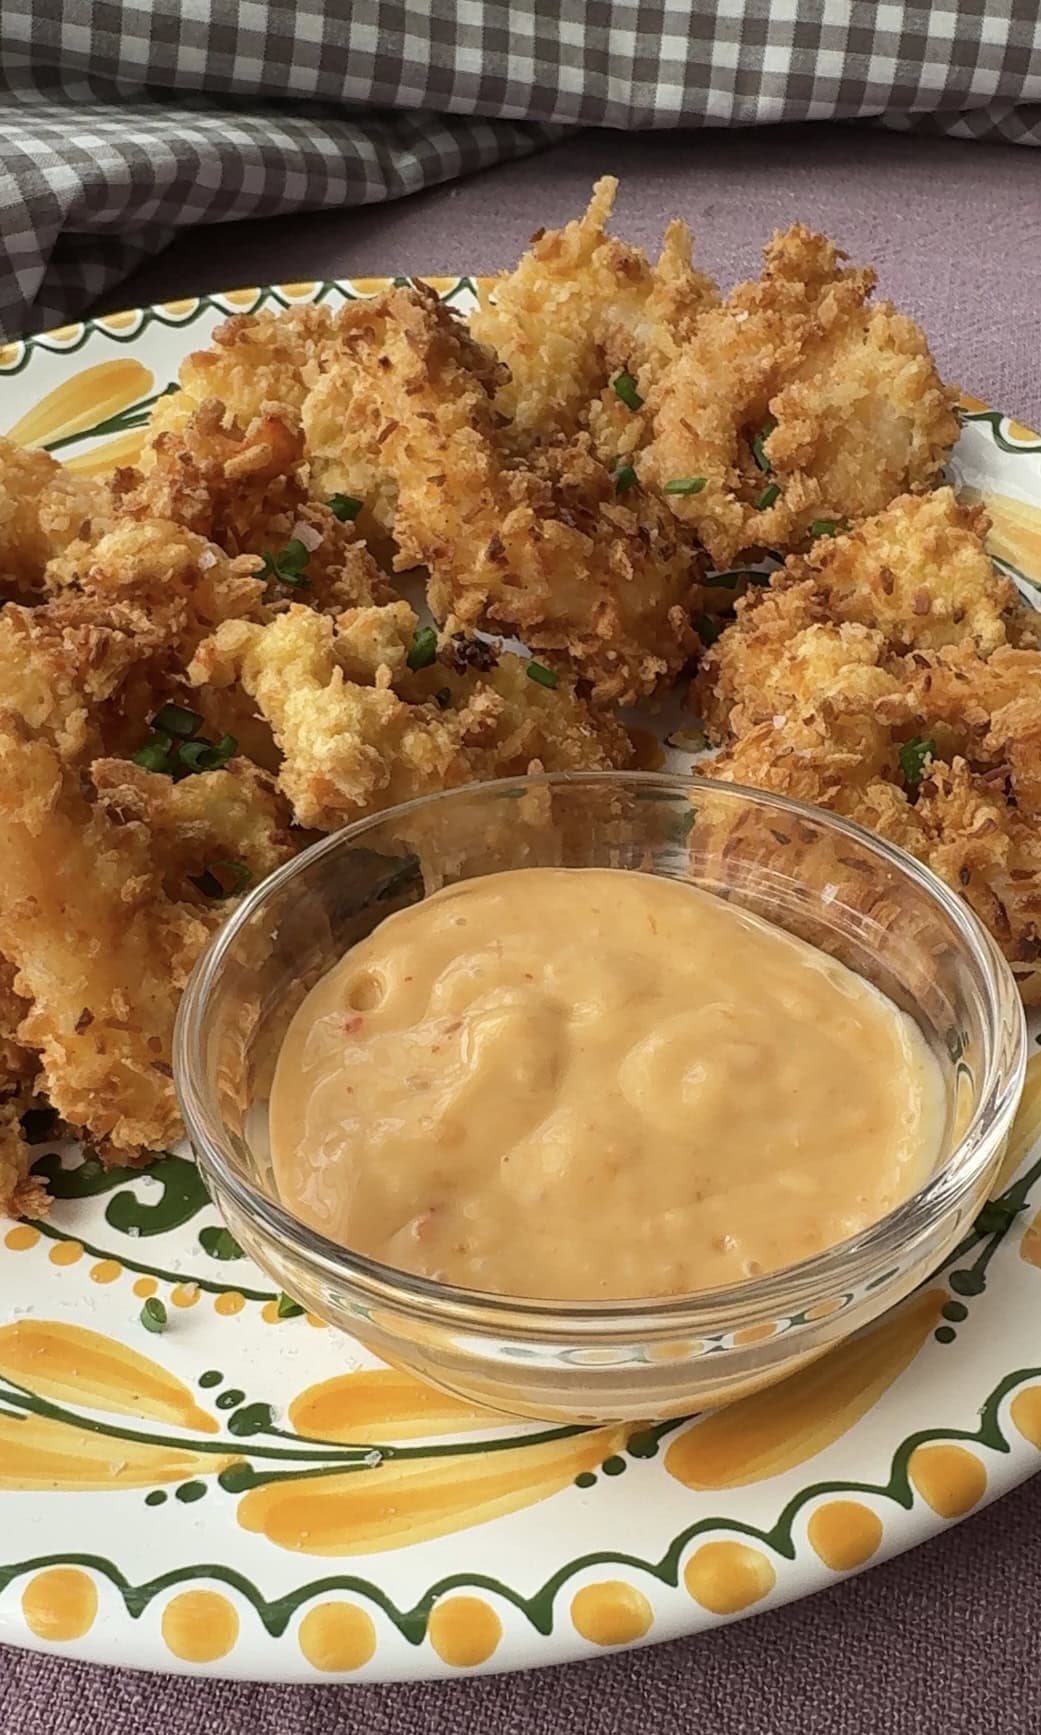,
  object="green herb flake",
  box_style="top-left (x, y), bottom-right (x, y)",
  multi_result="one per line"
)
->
top-left (663, 476), bottom-right (707, 497)
top-left (434, 687), bottom-right (452, 710)
top-left (140, 1296), bottom-right (168, 1334)
top-left (612, 370), bottom-right (643, 411)
top-left (176, 733), bottom-right (237, 774)
top-left (899, 736), bottom-right (936, 788)
top-left (327, 493), bottom-right (363, 522)
top-left (407, 625), bottom-right (439, 671)
top-left (752, 416), bottom-right (778, 474)
top-left (756, 482), bottom-right (781, 511)
top-left (276, 1292), bottom-right (306, 1319)
top-left (695, 613), bottom-right (721, 648)
top-left (614, 462), bottom-right (638, 496)
top-left (259, 538), bottom-right (311, 588)
top-left (974, 1197), bottom-right (1025, 1237)
top-left (151, 703), bottom-right (202, 740)
top-left (131, 736), bottom-right (173, 774)
top-left (526, 661), bottom-right (559, 689)
top-left (808, 517), bottom-right (848, 540)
